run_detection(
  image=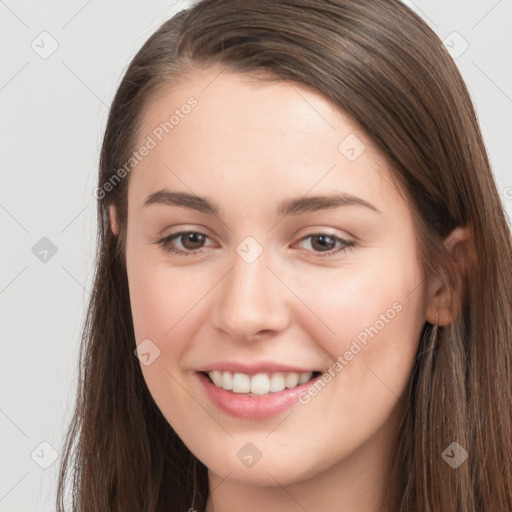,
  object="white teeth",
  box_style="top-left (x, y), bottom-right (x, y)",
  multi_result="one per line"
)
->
top-left (222, 371), bottom-right (233, 390)
top-left (285, 373), bottom-right (299, 388)
top-left (210, 370), bottom-right (223, 387)
top-left (207, 370), bottom-right (315, 395)
top-left (250, 373), bottom-right (270, 395)
top-left (269, 372), bottom-right (285, 392)
top-left (298, 372), bottom-right (313, 385)
top-left (232, 373), bottom-right (251, 393)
